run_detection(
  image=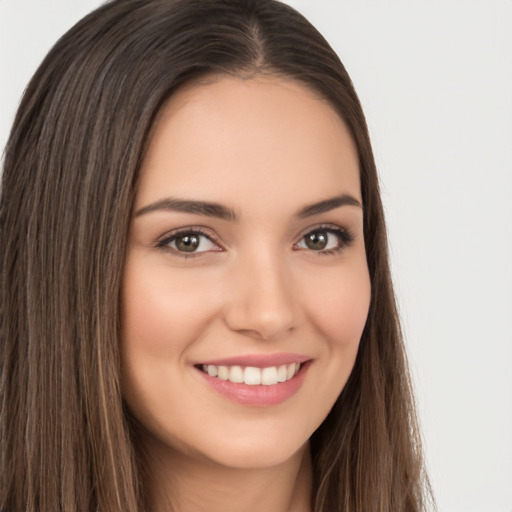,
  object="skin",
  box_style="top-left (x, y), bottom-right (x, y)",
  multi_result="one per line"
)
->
top-left (121, 76), bottom-right (371, 512)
